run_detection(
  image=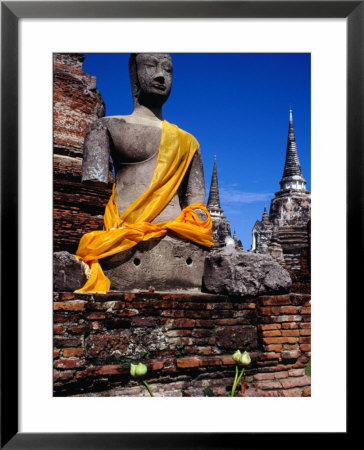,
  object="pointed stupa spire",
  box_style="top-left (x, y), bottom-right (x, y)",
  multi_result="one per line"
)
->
top-left (207, 155), bottom-right (224, 216)
top-left (279, 109), bottom-right (306, 191)
top-left (262, 203), bottom-right (271, 225)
